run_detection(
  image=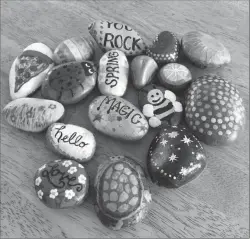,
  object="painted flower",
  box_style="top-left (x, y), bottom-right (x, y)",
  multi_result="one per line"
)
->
top-left (68, 166), bottom-right (77, 174)
top-left (62, 160), bottom-right (72, 167)
top-left (55, 160), bottom-right (61, 163)
top-left (49, 189), bottom-right (58, 199)
top-left (35, 177), bottom-right (42, 186)
top-left (48, 104), bottom-right (56, 109)
top-left (78, 174), bottom-right (86, 184)
top-left (168, 131), bottom-right (179, 138)
top-left (10, 115), bottom-right (16, 123)
top-left (38, 164), bottom-right (46, 171)
top-left (78, 164), bottom-right (84, 168)
top-left (37, 190), bottom-right (43, 199)
top-left (65, 189), bottom-right (75, 200)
